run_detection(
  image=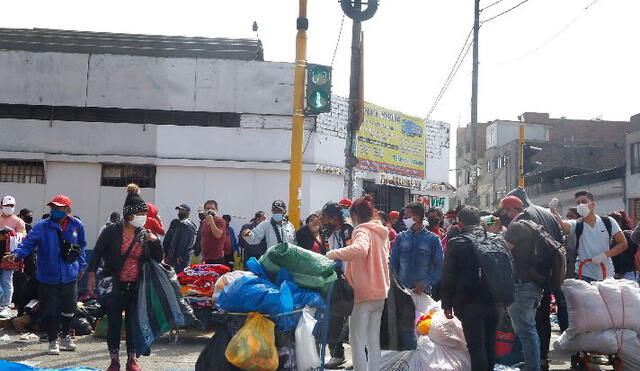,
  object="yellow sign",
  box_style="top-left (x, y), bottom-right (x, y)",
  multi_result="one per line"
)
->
top-left (356, 102), bottom-right (425, 179)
